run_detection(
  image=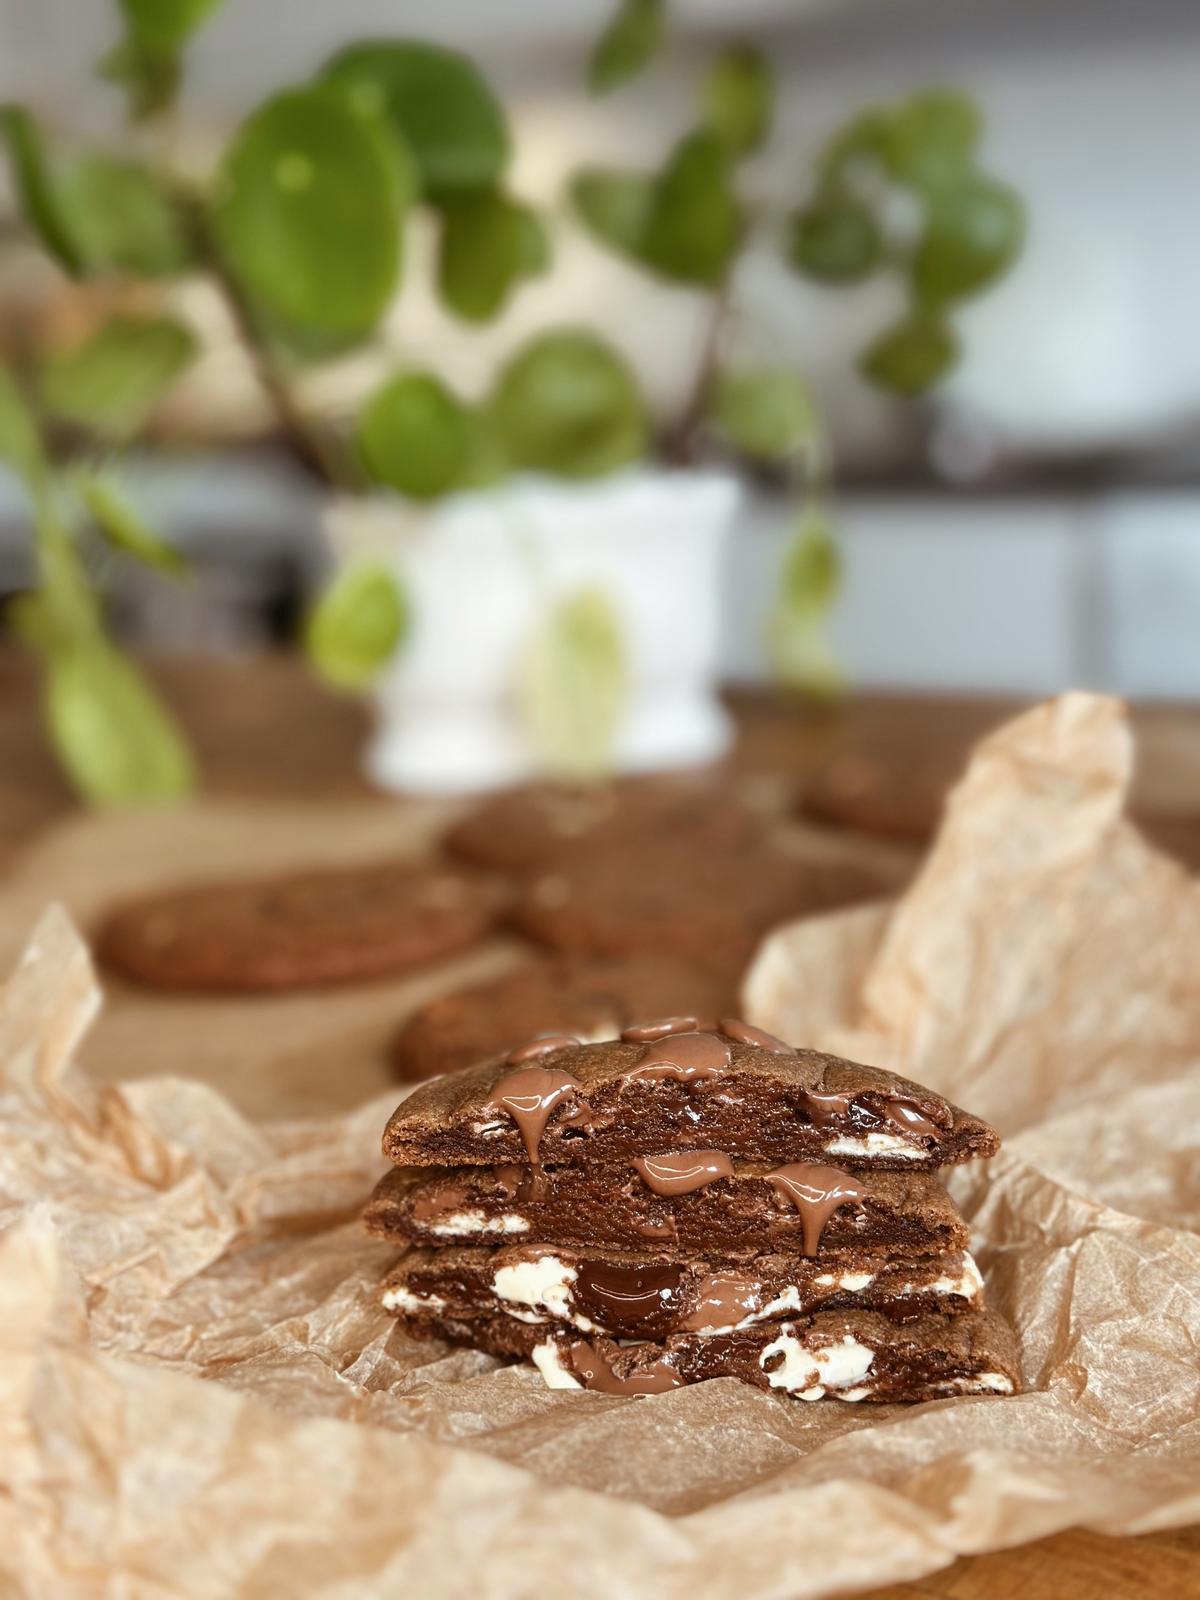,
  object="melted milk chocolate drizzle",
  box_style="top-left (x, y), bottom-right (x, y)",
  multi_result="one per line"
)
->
top-left (565, 1339), bottom-right (684, 1395)
top-left (718, 1018), bottom-right (795, 1053)
top-left (766, 1162), bottom-right (869, 1255)
top-left (803, 1089), bottom-right (941, 1141)
top-left (682, 1270), bottom-right (764, 1332)
top-left (571, 1261), bottom-right (687, 1338)
top-left (482, 1066), bottom-right (589, 1190)
top-left (621, 1015), bottom-right (710, 1042)
top-left (624, 1030), bottom-right (730, 1083)
top-left (633, 1150), bottom-right (733, 1196)
top-left (506, 1033), bottom-right (580, 1064)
